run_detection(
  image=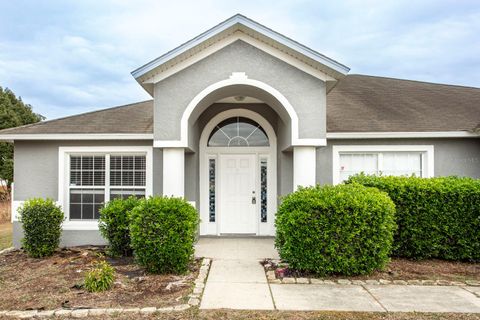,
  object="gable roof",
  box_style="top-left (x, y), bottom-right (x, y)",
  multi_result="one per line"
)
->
top-left (0, 75), bottom-right (479, 140)
top-left (327, 74), bottom-right (480, 133)
top-left (132, 14), bottom-right (350, 93)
